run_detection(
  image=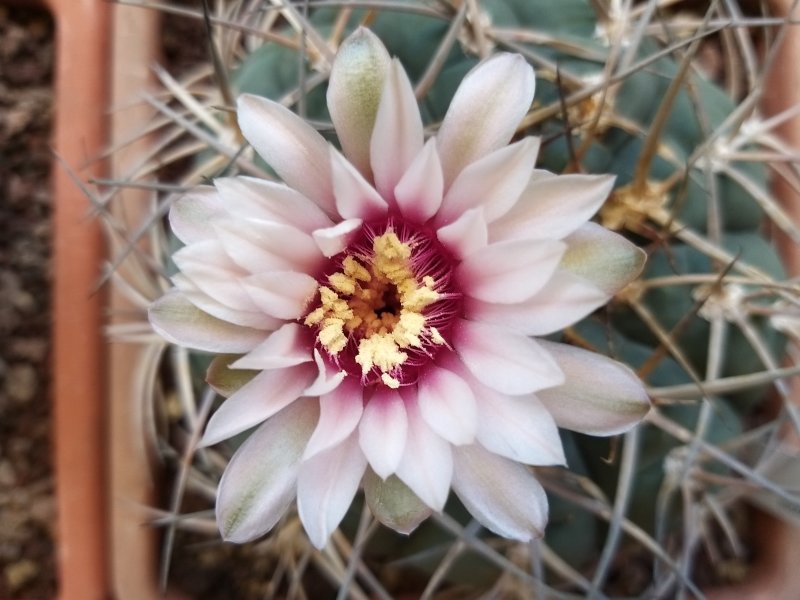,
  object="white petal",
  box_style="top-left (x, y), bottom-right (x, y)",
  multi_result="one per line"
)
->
top-left (466, 270), bottom-right (609, 336)
top-left (232, 323), bottom-right (313, 370)
top-left (200, 363), bottom-right (316, 447)
top-left (303, 349), bottom-right (348, 397)
top-left (395, 138), bottom-right (444, 223)
top-left (327, 27), bottom-right (390, 177)
top-left (437, 53), bottom-right (535, 187)
top-left (417, 366), bottom-right (477, 445)
top-left (490, 173), bottom-right (615, 242)
top-left (371, 59), bottom-right (424, 200)
top-left (331, 147), bottom-right (388, 220)
top-left (149, 290), bottom-right (265, 353)
top-left (395, 395), bottom-right (453, 510)
top-left (172, 241), bottom-right (260, 312)
top-left (473, 383), bottom-right (565, 466)
top-left (216, 398), bottom-right (318, 543)
top-left (304, 377), bottom-right (364, 459)
top-left (169, 186), bottom-right (221, 244)
top-left (560, 223), bottom-right (646, 295)
top-left (359, 389), bottom-right (407, 478)
top-left (213, 217), bottom-right (323, 274)
top-left (438, 137), bottom-right (539, 226)
top-left (452, 444), bottom-right (548, 541)
top-left (237, 94), bottom-right (335, 214)
top-left (215, 177), bottom-right (333, 233)
top-left (453, 319), bottom-right (564, 395)
top-left (297, 432), bottom-right (367, 548)
top-left (173, 273), bottom-right (278, 330)
top-left (364, 471), bottom-right (432, 535)
top-left (457, 239), bottom-right (566, 303)
top-left (243, 271), bottom-right (318, 320)
top-left (436, 208), bottom-right (488, 260)
top-left (537, 340), bottom-right (651, 436)
top-left (312, 218), bottom-right (363, 257)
